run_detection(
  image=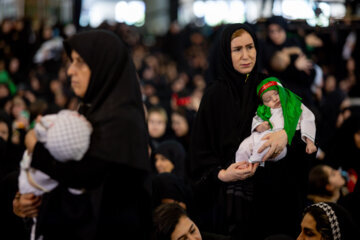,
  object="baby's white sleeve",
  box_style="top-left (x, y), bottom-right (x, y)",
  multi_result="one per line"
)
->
top-left (18, 150), bottom-right (58, 196)
top-left (252, 114), bottom-right (264, 132)
top-left (299, 104), bottom-right (316, 143)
